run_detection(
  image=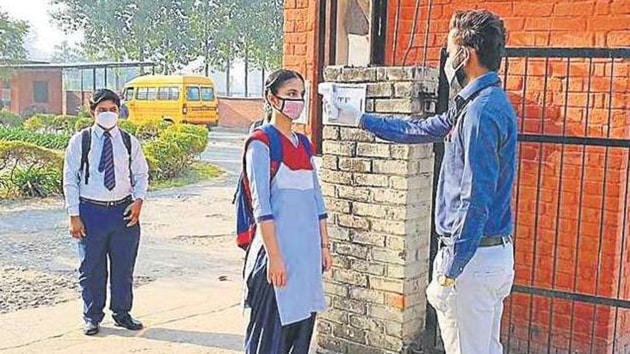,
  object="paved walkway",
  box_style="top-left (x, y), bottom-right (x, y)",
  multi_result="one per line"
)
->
top-left (0, 131), bottom-right (321, 354)
top-left (0, 276), bottom-right (245, 354)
